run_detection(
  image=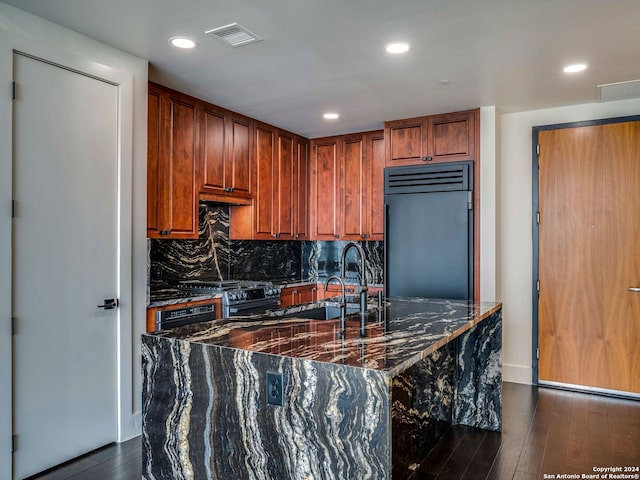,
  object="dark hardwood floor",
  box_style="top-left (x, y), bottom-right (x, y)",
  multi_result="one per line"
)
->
top-left (30, 382), bottom-right (639, 480)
